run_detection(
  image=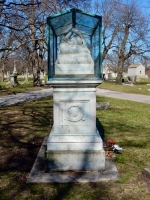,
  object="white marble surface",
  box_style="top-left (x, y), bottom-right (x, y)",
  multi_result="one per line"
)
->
top-left (47, 127), bottom-right (103, 151)
top-left (46, 150), bottom-right (105, 171)
top-left (46, 83), bottom-right (105, 171)
top-left (55, 63), bottom-right (94, 74)
top-left (52, 87), bottom-right (96, 135)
